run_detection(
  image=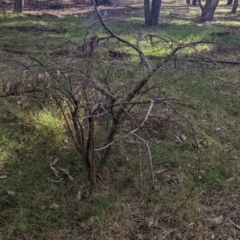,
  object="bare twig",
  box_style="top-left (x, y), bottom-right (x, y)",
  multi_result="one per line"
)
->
top-left (132, 133), bottom-right (154, 187)
top-left (93, 4), bottom-right (153, 71)
top-left (229, 219), bottom-right (240, 230)
top-left (166, 182), bottom-right (196, 218)
top-left (95, 100), bottom-right (154, 151)
top-left (130, 121), bottom-right (143, 183)
top-left (29, 56), bottom-right (45, 66)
